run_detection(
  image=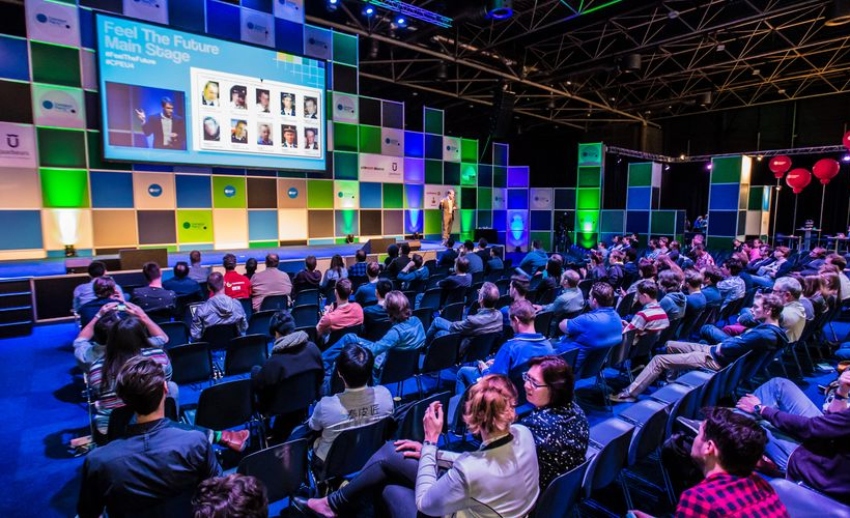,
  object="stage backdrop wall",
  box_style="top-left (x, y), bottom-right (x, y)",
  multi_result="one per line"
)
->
top-left (0, 0), bottom-right (544, 260)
